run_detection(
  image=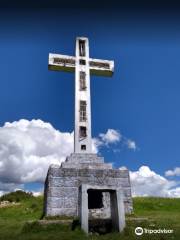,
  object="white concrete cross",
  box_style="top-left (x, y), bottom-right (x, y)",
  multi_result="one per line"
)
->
top-left (48, 37), bottom-right (114, 153)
